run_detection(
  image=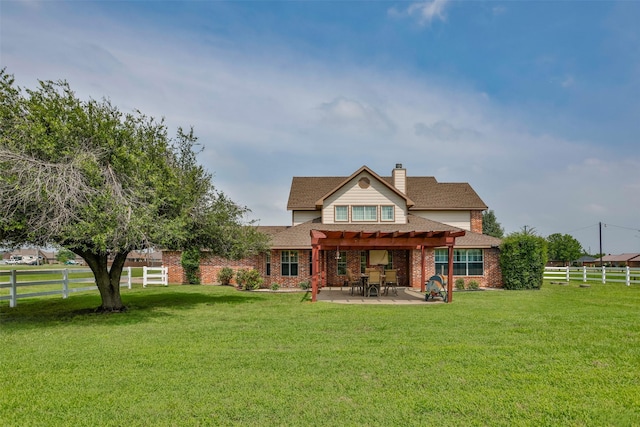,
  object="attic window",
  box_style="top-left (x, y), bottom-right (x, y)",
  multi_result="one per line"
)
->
top-left (358, 177), bottom-right (370, 189)
top-left (352, 205), bottom-right (377, 221)
top-left (335, 205), bottom-right (348, 222)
